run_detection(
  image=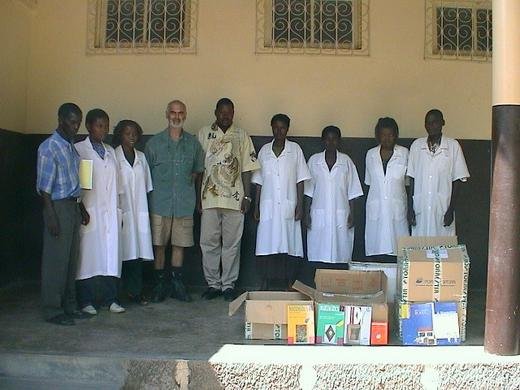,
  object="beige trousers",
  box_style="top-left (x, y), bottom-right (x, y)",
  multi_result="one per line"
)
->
top-left (200, 208), bottom-right (244, 290)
